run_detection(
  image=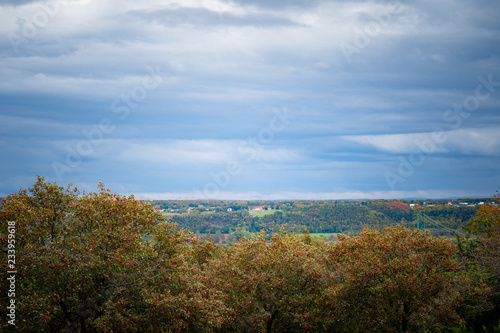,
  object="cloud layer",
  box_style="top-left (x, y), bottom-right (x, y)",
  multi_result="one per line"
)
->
top-left (1, 0), bottom-right (499, 199)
